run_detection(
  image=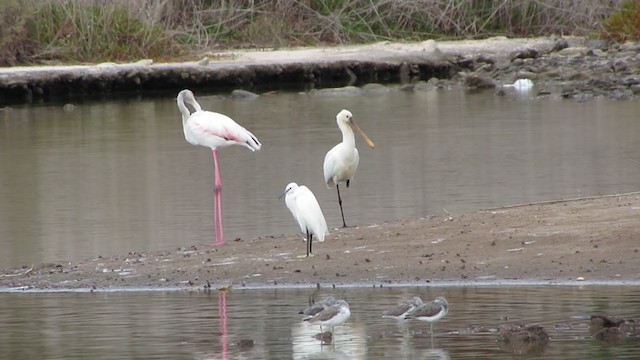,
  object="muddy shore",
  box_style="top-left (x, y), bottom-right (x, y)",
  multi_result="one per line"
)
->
top-left (1, 36), bottom-right (639, 105)
top-left (2, 193), bottom-right (639, 292)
